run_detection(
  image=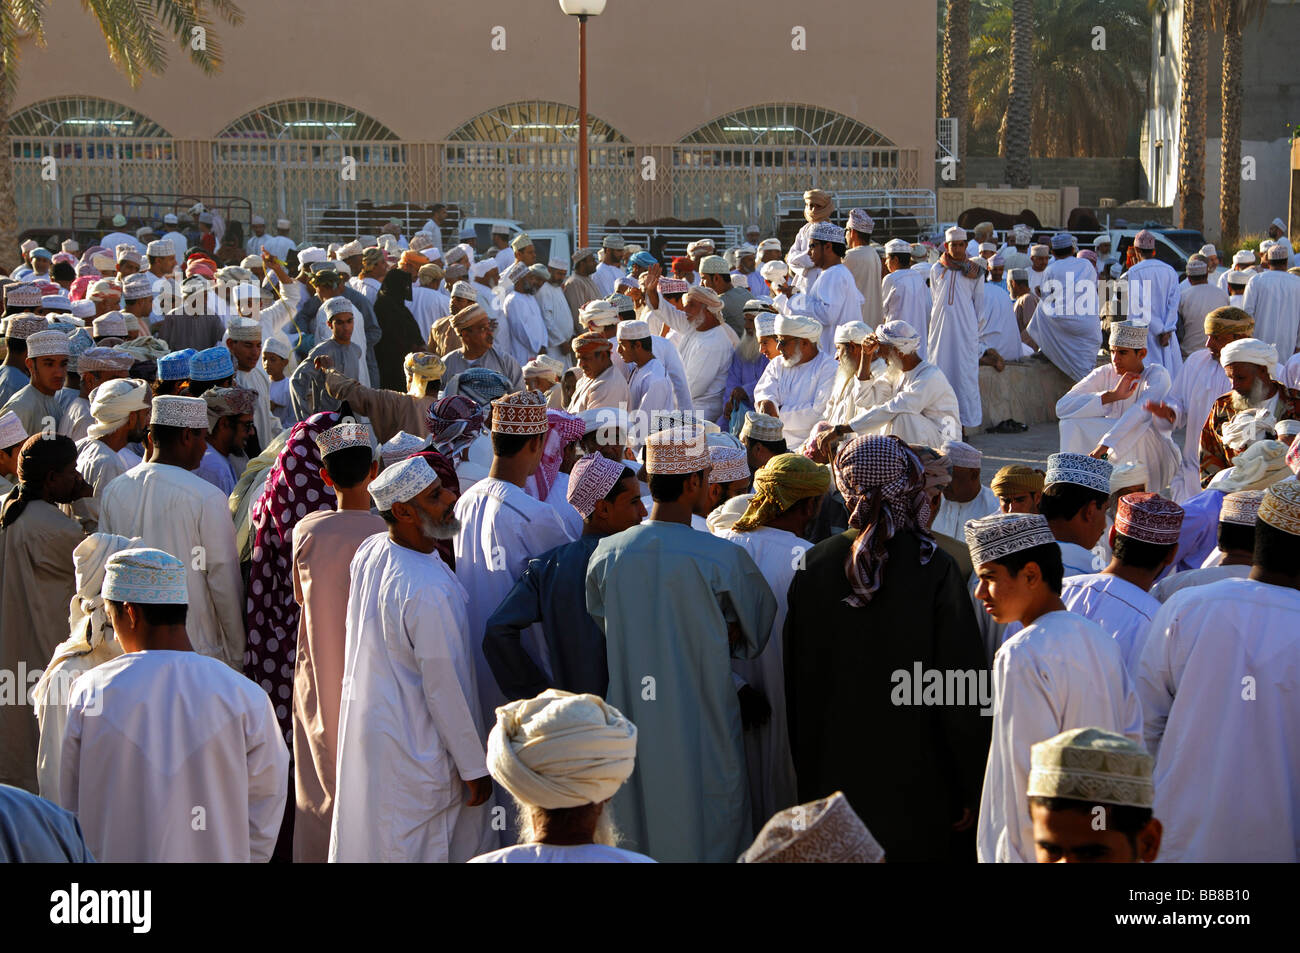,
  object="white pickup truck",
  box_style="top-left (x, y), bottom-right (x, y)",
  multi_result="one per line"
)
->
top-left (462, 218), bottom-right (571, 266)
